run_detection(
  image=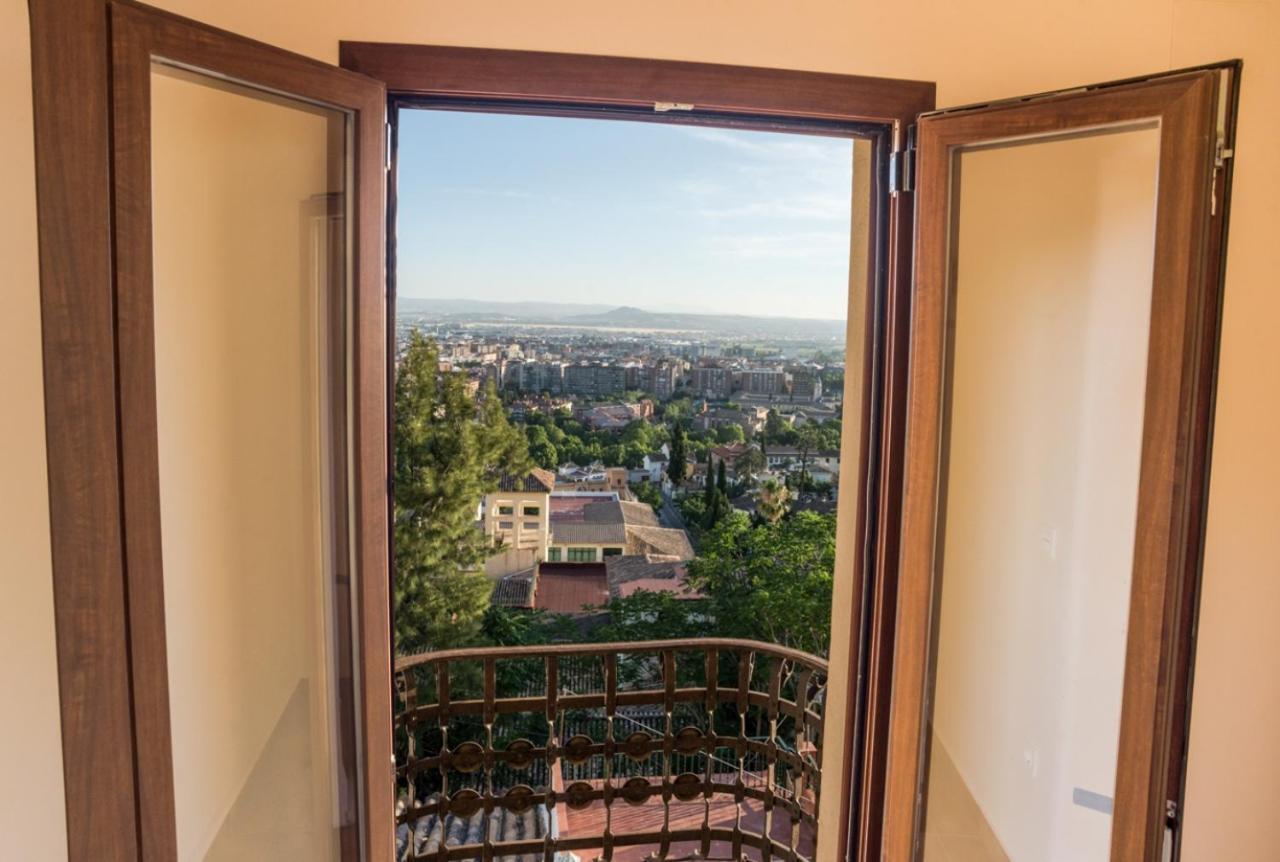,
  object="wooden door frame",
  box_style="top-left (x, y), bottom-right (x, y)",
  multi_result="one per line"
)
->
top-left (338, 43), bottom-right (934, 862)
top-left (29, 1), bottom-right (392, 859)
top-left (881, 68), bottom-right (1234, 861)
